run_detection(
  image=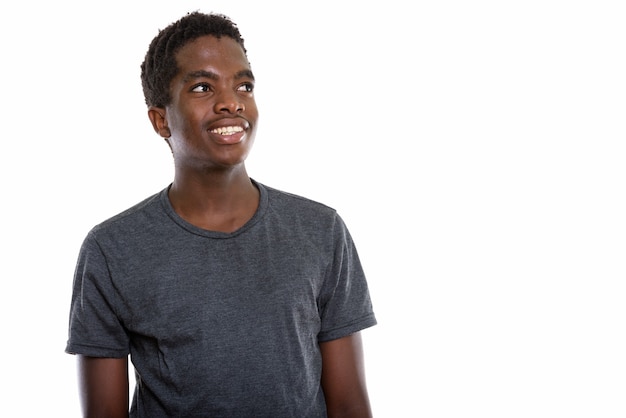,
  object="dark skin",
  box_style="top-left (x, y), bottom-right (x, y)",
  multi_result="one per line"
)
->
top-left (78, 35), bottom-right (372, 418)
top-left (77, 356), bottom-right (128, 418)
top-left (150, 35), bottom-right (260, 233)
